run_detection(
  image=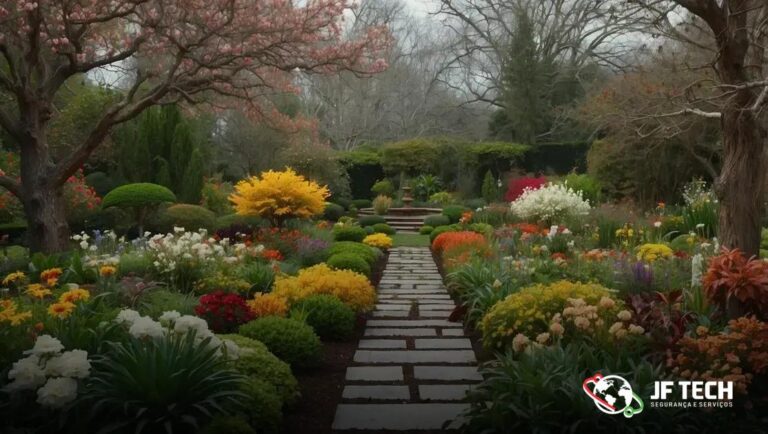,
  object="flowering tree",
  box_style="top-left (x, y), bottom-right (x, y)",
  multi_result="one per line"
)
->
top-left (0, 0), bottom-right (389, 252)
